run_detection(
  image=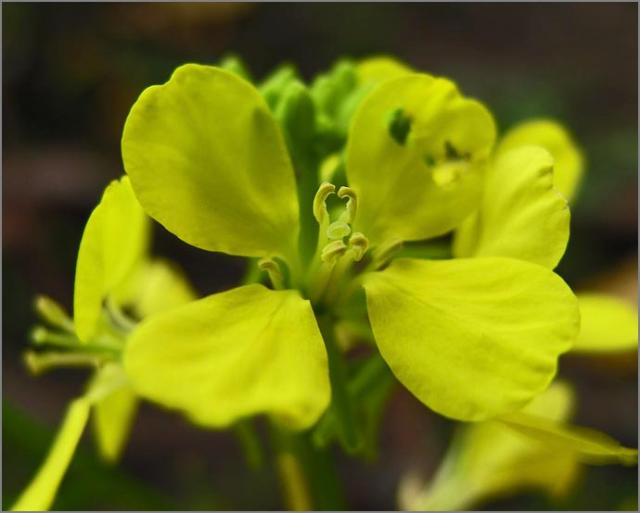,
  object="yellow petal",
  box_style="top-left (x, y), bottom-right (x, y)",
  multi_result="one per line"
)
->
top-left (113, 258), bottom-right (197, 319)
top-left (74, 176), bottom-right (149, 342)
top-left (363, 257), bottom-right (579, 421)
top-left (355, 56), bottom-right (413, 85)
top-left (572, 293), bottom-right (638, 352)
top-left (12, 399), bottom-right (90, 511)
top-left (346, 74), bottom-right (496, 247)
top-left (122, 64), bottom-right (300, 261)
top-left (498, 119), bottom-right (584, 201)
top-left (454, 146), bottom-right (570, 269)
top-left (124, 284), bottom-right (330, 430)
top-left (93, 385), bottom-right (137, 464)
top-left (501, 411), bottom-right (638, 466)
